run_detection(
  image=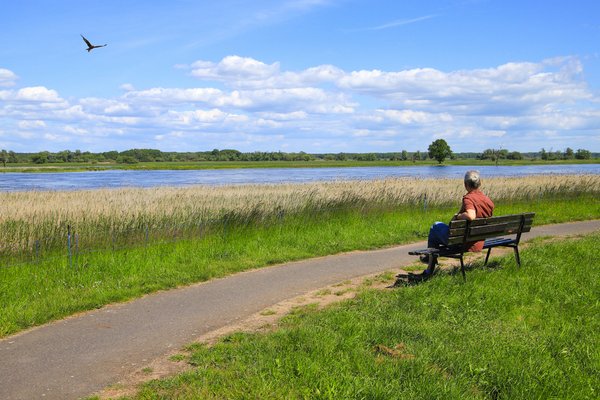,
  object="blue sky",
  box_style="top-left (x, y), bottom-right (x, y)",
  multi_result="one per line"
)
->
top-left (1, 0), bottom-right (599, 153)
